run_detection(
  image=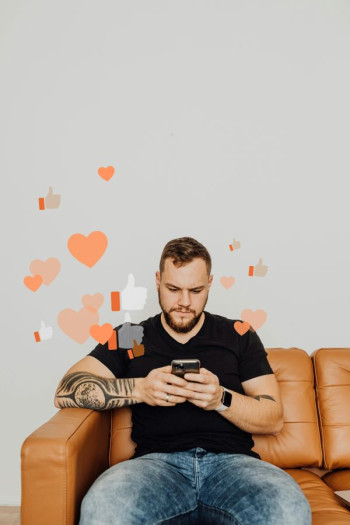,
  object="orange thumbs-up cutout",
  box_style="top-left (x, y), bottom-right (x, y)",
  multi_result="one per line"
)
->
top-left (132, 339), bottom-right (145, 357)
